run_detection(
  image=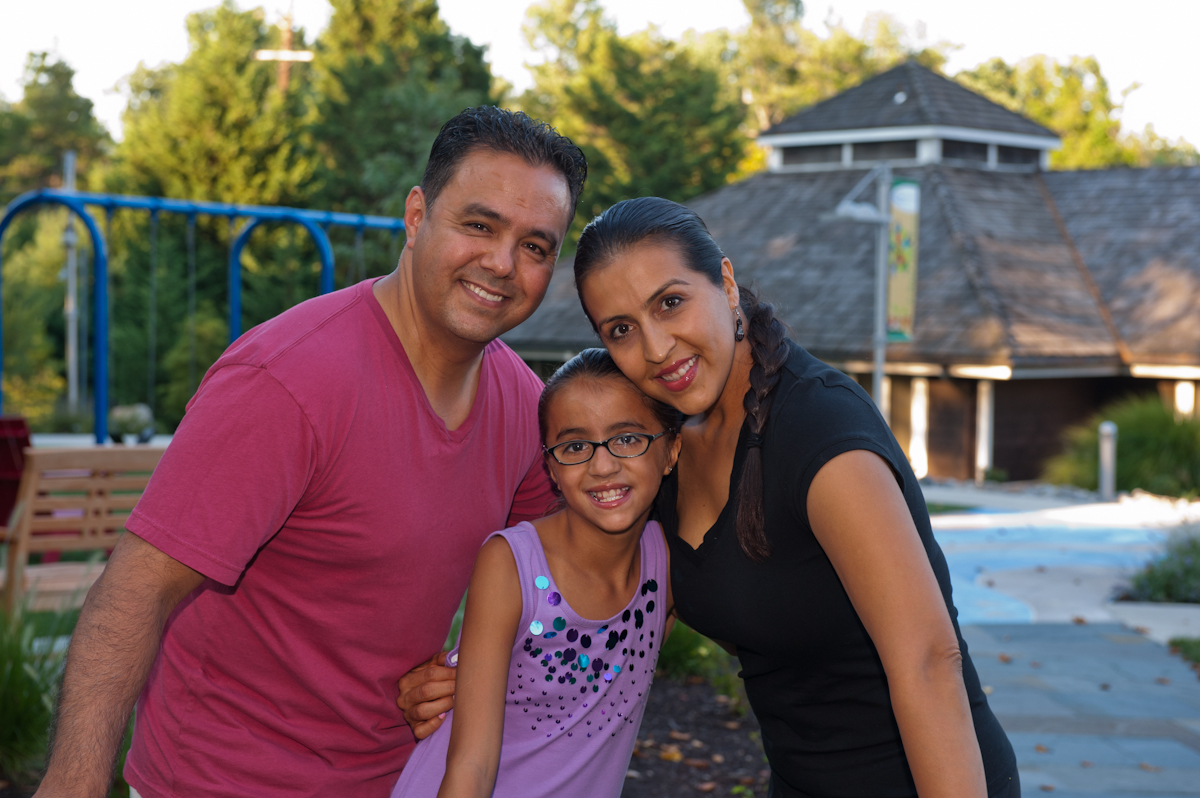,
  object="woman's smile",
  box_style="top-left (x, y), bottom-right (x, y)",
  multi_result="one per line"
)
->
top-left (654, 355), bottom-right (698, 391)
